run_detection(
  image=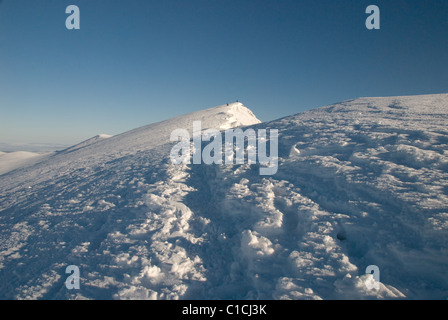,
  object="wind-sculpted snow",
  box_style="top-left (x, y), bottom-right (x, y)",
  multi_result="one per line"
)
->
top-left (0, 96), bottom-right (447, 299)
top-left (0, 151), bottom-right (52, 176)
